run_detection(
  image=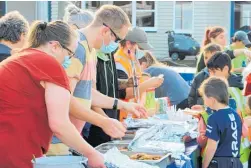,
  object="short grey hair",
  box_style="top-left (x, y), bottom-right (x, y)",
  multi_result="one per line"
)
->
top-left (64, 3), bottom-right (94, 29)
top-left (0, 11), bottom-right (29, 43)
